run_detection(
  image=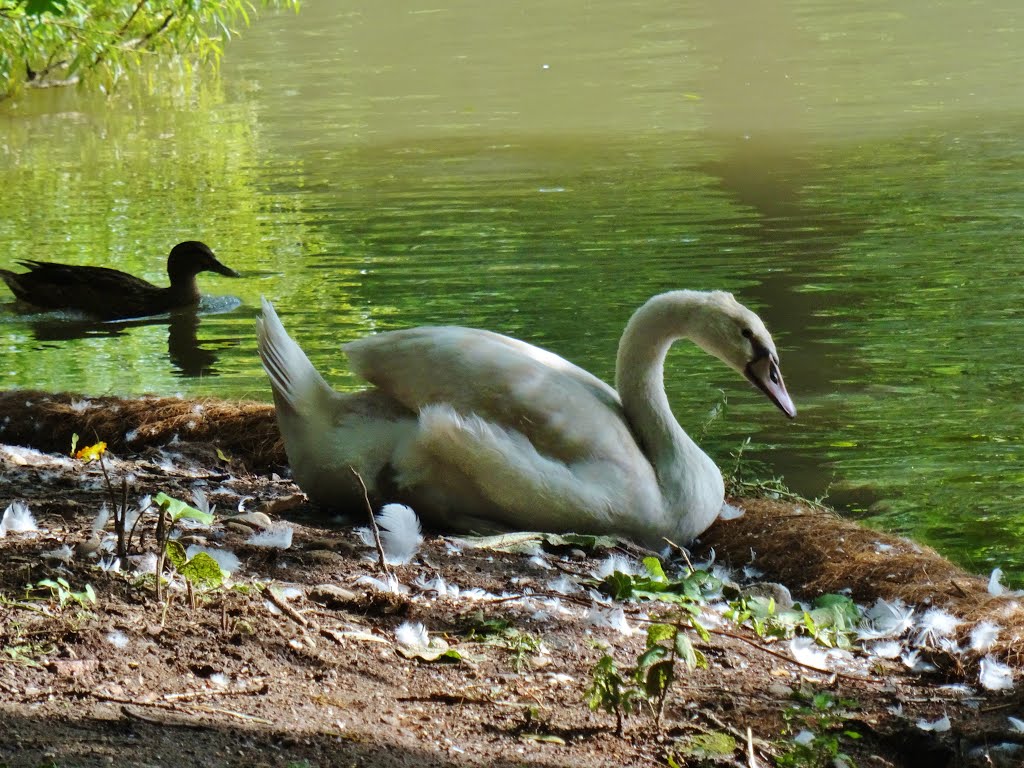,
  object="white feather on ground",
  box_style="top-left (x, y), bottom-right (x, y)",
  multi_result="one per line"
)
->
top-left (395, 621), bottom-right (430, 649)
top-left (247, 524), bottom-right (293, 549)
top-left (91, 503), bottom-right (110, 533)
top-left (0, 501), bottom-right (37, 537)
top-left (858, 597), bottom-right (915, 640)
top-left (989, 567), bottom-right (1006, 596)
top-left (979, 656), bottom-right (1015, 691)
top-left (916, 715), bottom-right (951, 732)
top-left (376, 503), bottom-right (423, 565)
top-left (914, 608), bottom-right (961, 647)
top-left (790, 637), bottom-right (830, 671)
top-left (969, 621), bottom-right (1001, 654)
